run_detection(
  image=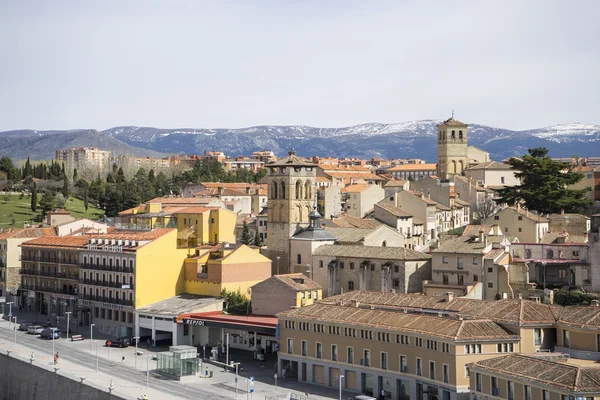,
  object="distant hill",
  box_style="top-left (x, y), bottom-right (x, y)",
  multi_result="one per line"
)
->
top-left (2, 121), bottom-right (599, 162)
top-left (0, 129), bottom-right (165, 160)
